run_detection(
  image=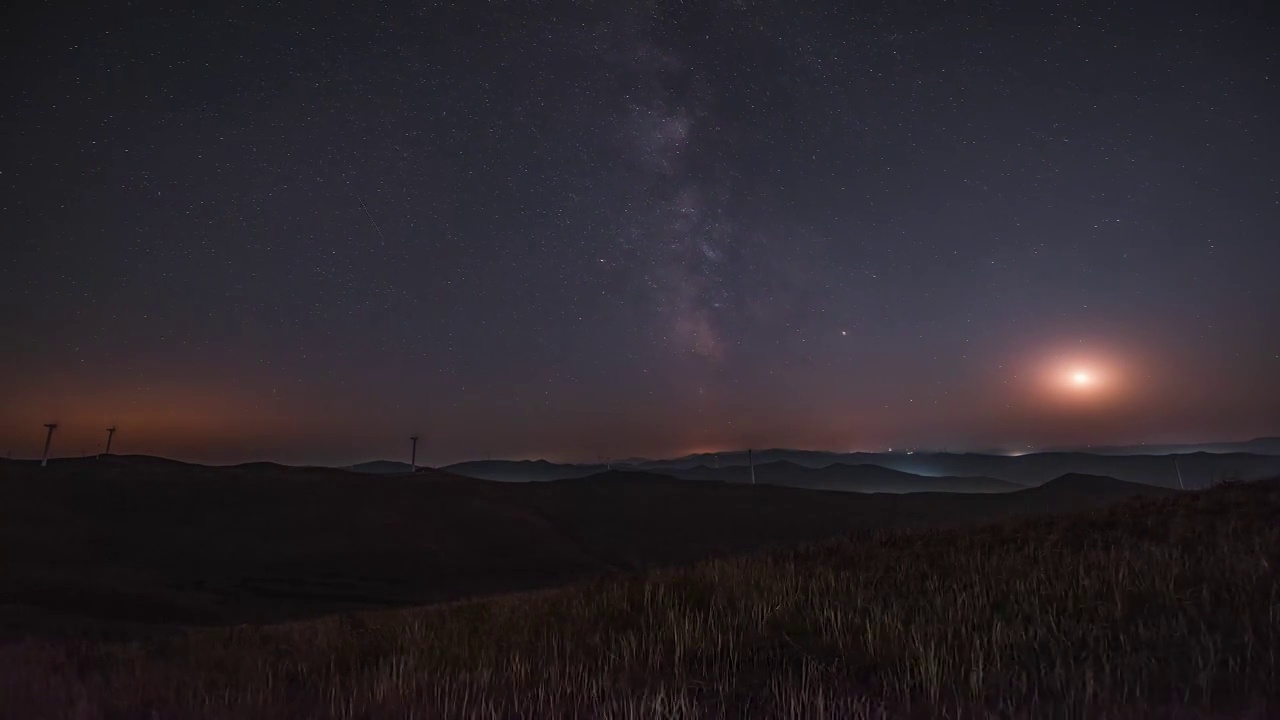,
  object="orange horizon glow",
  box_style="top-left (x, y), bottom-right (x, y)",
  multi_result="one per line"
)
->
top-left (2, 336), bottom-right (1278, 466)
